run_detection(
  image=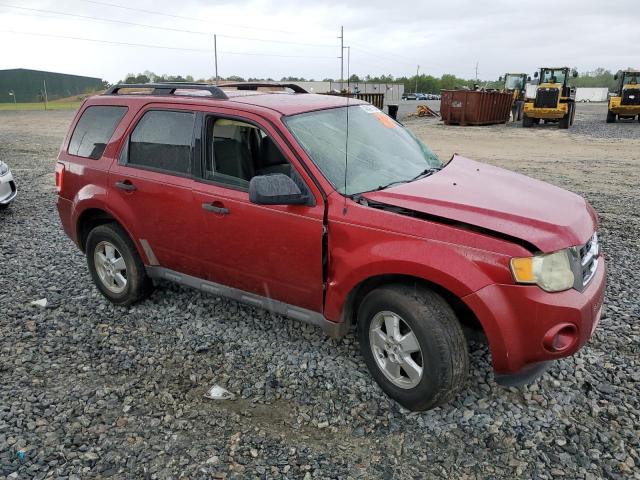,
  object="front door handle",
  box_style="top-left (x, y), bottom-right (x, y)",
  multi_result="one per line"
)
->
top-left (202, 203), bottom-right (229, 215)
top-left (115, 180), bottom-right (136, 191)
